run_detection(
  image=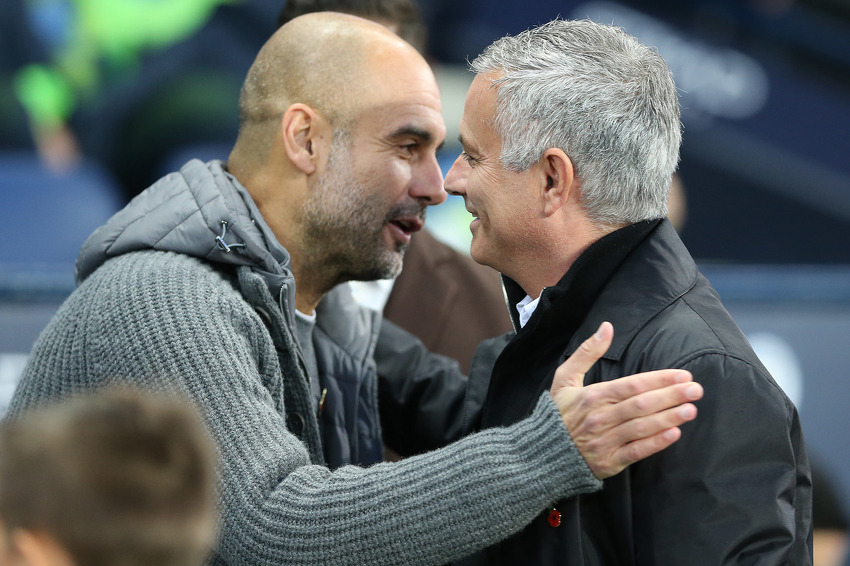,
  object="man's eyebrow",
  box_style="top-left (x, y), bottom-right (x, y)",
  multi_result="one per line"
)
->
top-left (457, 134), bottom-right (474, 152)
top-left (388, 125), bottom-right (433, 143)
top-left (388, 125), bottom-right (445, 152)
